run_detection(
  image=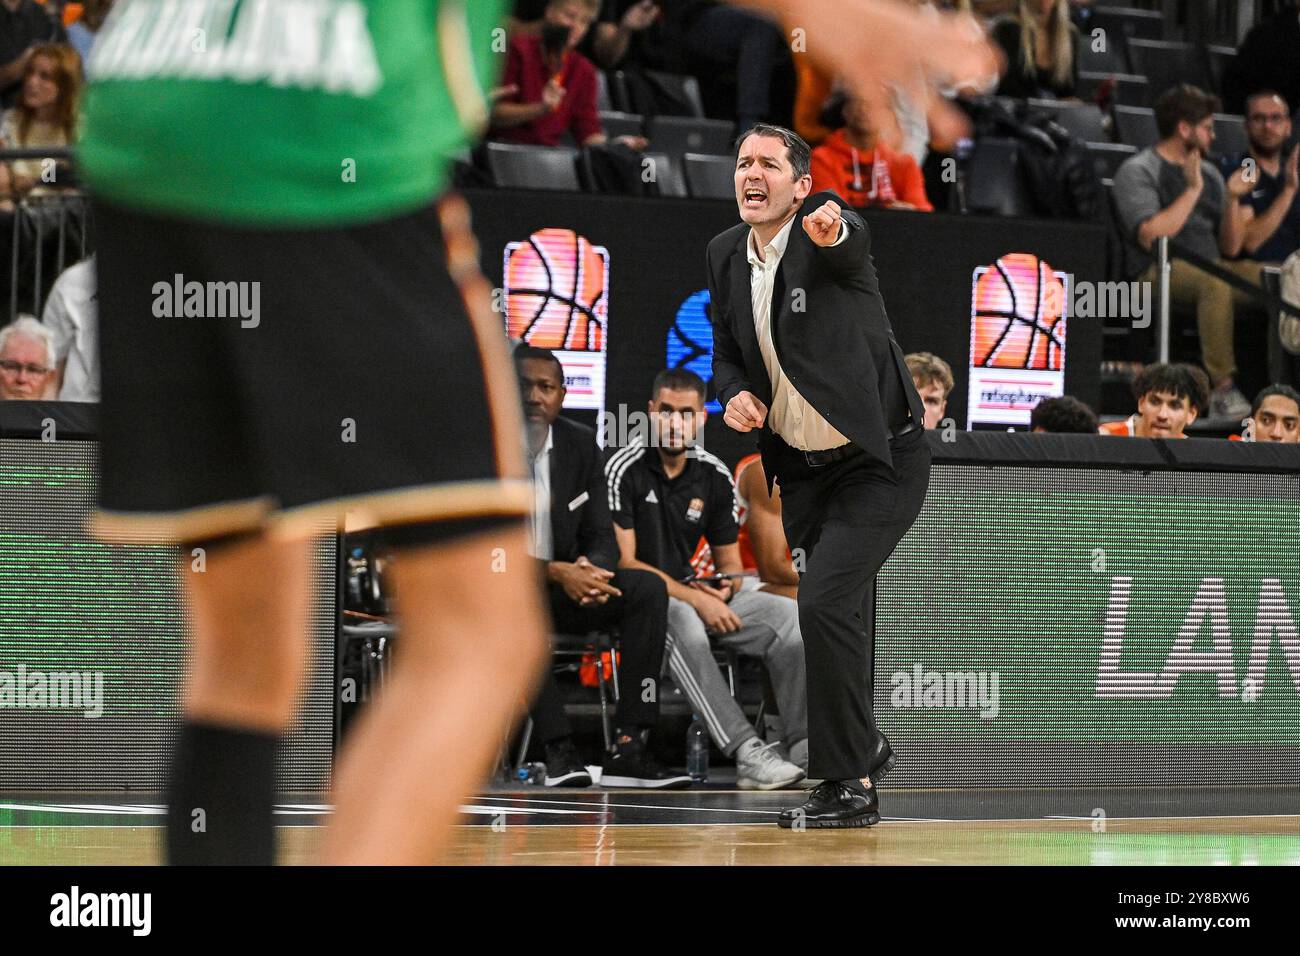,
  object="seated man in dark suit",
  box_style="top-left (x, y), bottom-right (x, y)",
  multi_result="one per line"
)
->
top-left (515, 345), bottom-right (689, 789)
